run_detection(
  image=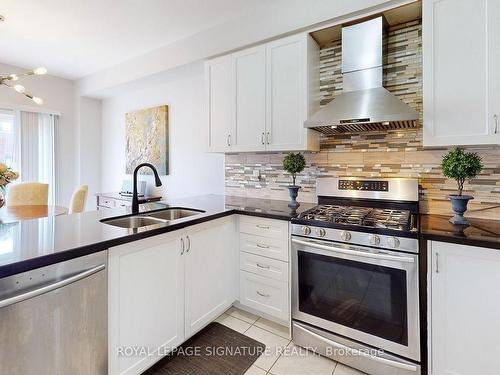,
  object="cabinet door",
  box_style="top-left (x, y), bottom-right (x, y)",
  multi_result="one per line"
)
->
top-left (266, 34), bottom-right (308, 151)
top-left (206, 55), bottom-right (235, 152)
top-left (108, 233), bottom-right (185, 375)
top-left (423, 0), bottom-right (499, 146)
top-left (489, 0), bottom-right (500, 141)
top-left (430, 241), bottom-right (500, 374)
top-left (184, 218), bottom-right (236, 337)
top-left (233, 46), bottom-right (267, 151)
